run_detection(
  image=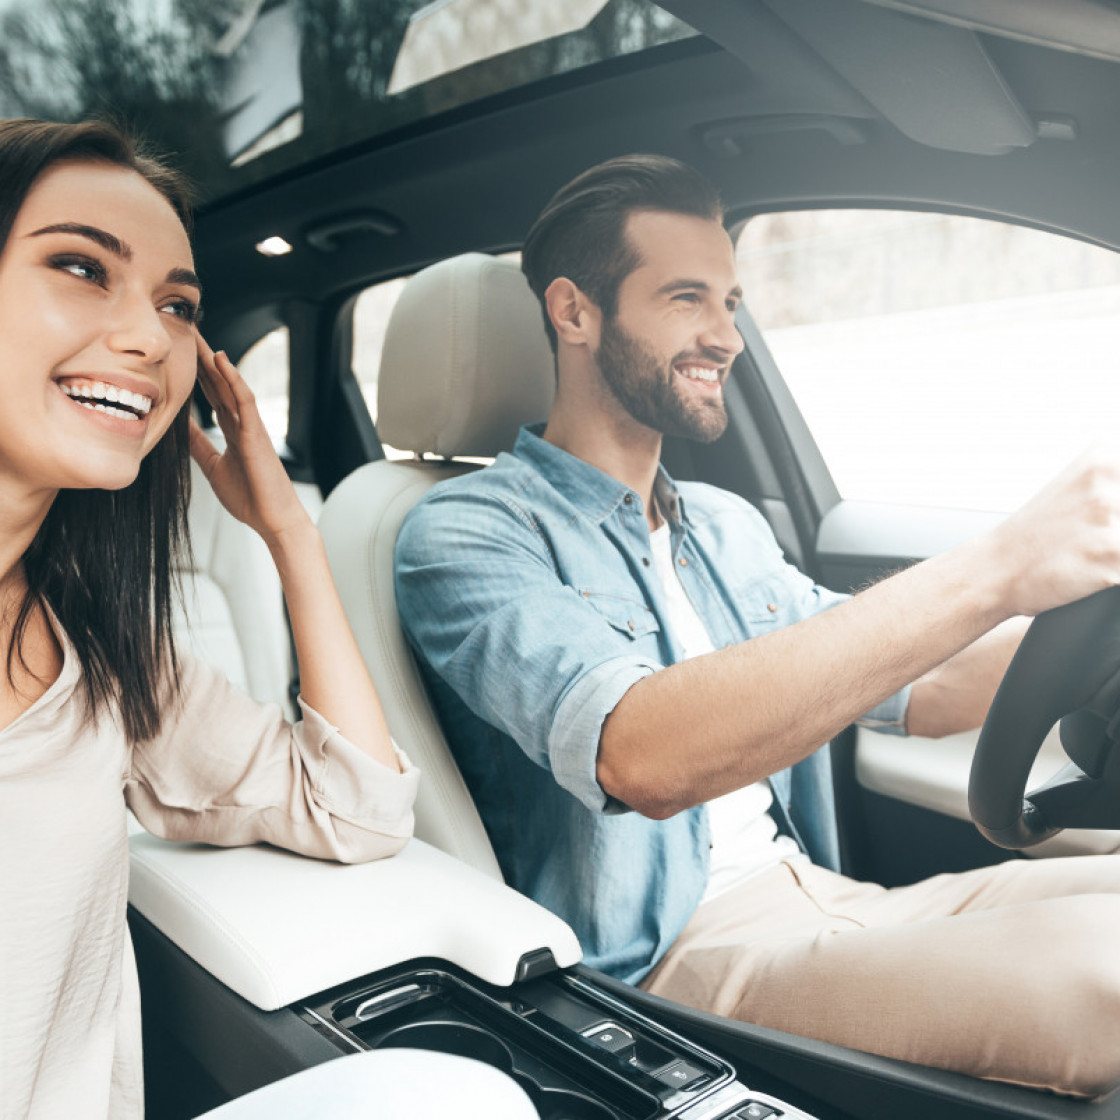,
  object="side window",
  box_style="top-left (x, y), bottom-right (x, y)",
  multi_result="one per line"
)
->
top-left (736, 211), bottom-right (1120, 511)
top-left (352, 277), bottom-right (411, 459)
top-left (236, 326), bottom-right (290, 445)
